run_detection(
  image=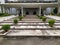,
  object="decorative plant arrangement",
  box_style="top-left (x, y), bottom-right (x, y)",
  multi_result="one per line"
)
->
top-left (48, 19), bottom-right (55, 27)
top-left (42, 16), bottom-right (47, 22)
top-left (0, 13), bottom-right (10, 17)
top-left (18, 16), bottom-right (23, 20)
top-left (39, 16), bottom-right (43, 19)
top-left (13, 19), bottom-right (18, 24)
top-left (1, 24), bottom-right (10, 32)
top-left (50, 12), bottom-right (54, 15)
top-left (57, 13), bottom-right (60, 16)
